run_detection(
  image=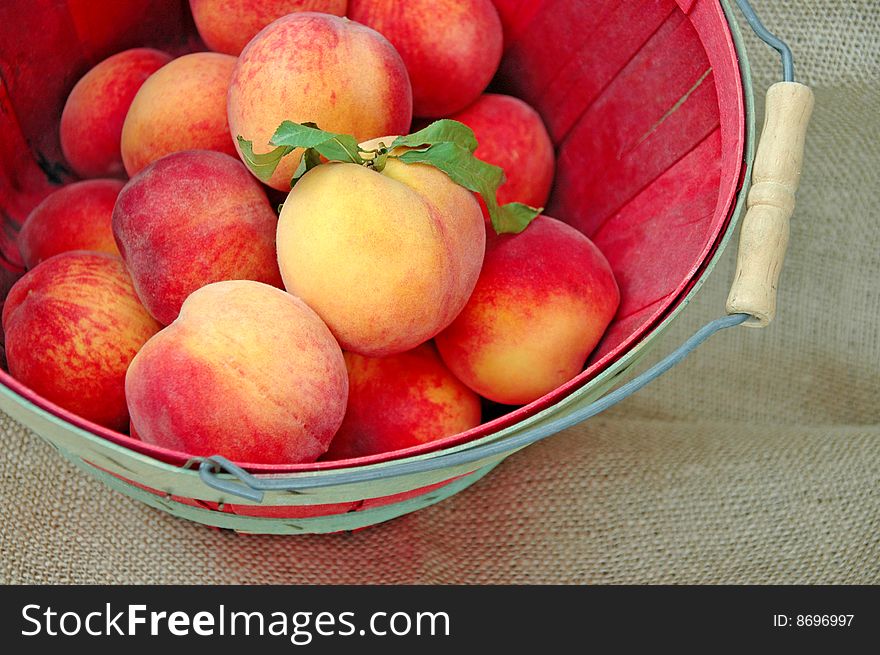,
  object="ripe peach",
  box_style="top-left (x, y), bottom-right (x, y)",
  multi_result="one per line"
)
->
top-left (276, 150), bottom-right (485, 357)
top-left (435, 215), bottom-right (620, 405)
top-left (348, 0), bottom-right (503, 117)
top-left (227, 12), bottom-right (412, 190)
top-left (121, 52), bottom-right (237, 176)
top-left (17, 179), bottom-right (123, 269)
top-left (449, 93), bottom-right (555, 209)
top-left (112, 150), bottom-right (282, 325)
top-left (2, 252), bottom-right (161, 431)
top-left (189, 0), bottom-right (347, 55)
top-left (324, 344), bottom-right (481, 460)
top-left (126, 280), bottom-right (348, 464)
top-left (60, 48), bottom-right (172, 179)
